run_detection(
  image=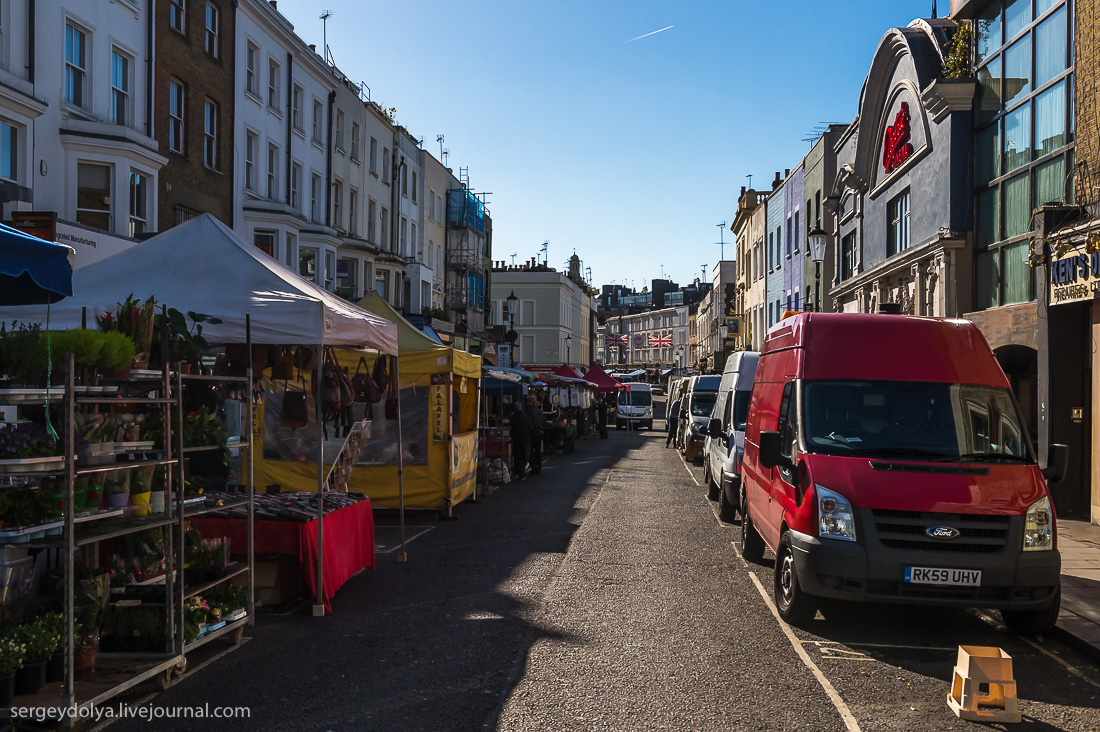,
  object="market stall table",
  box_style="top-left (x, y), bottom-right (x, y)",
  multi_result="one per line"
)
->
top-left (191, 496), bottom-right (374, 613)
